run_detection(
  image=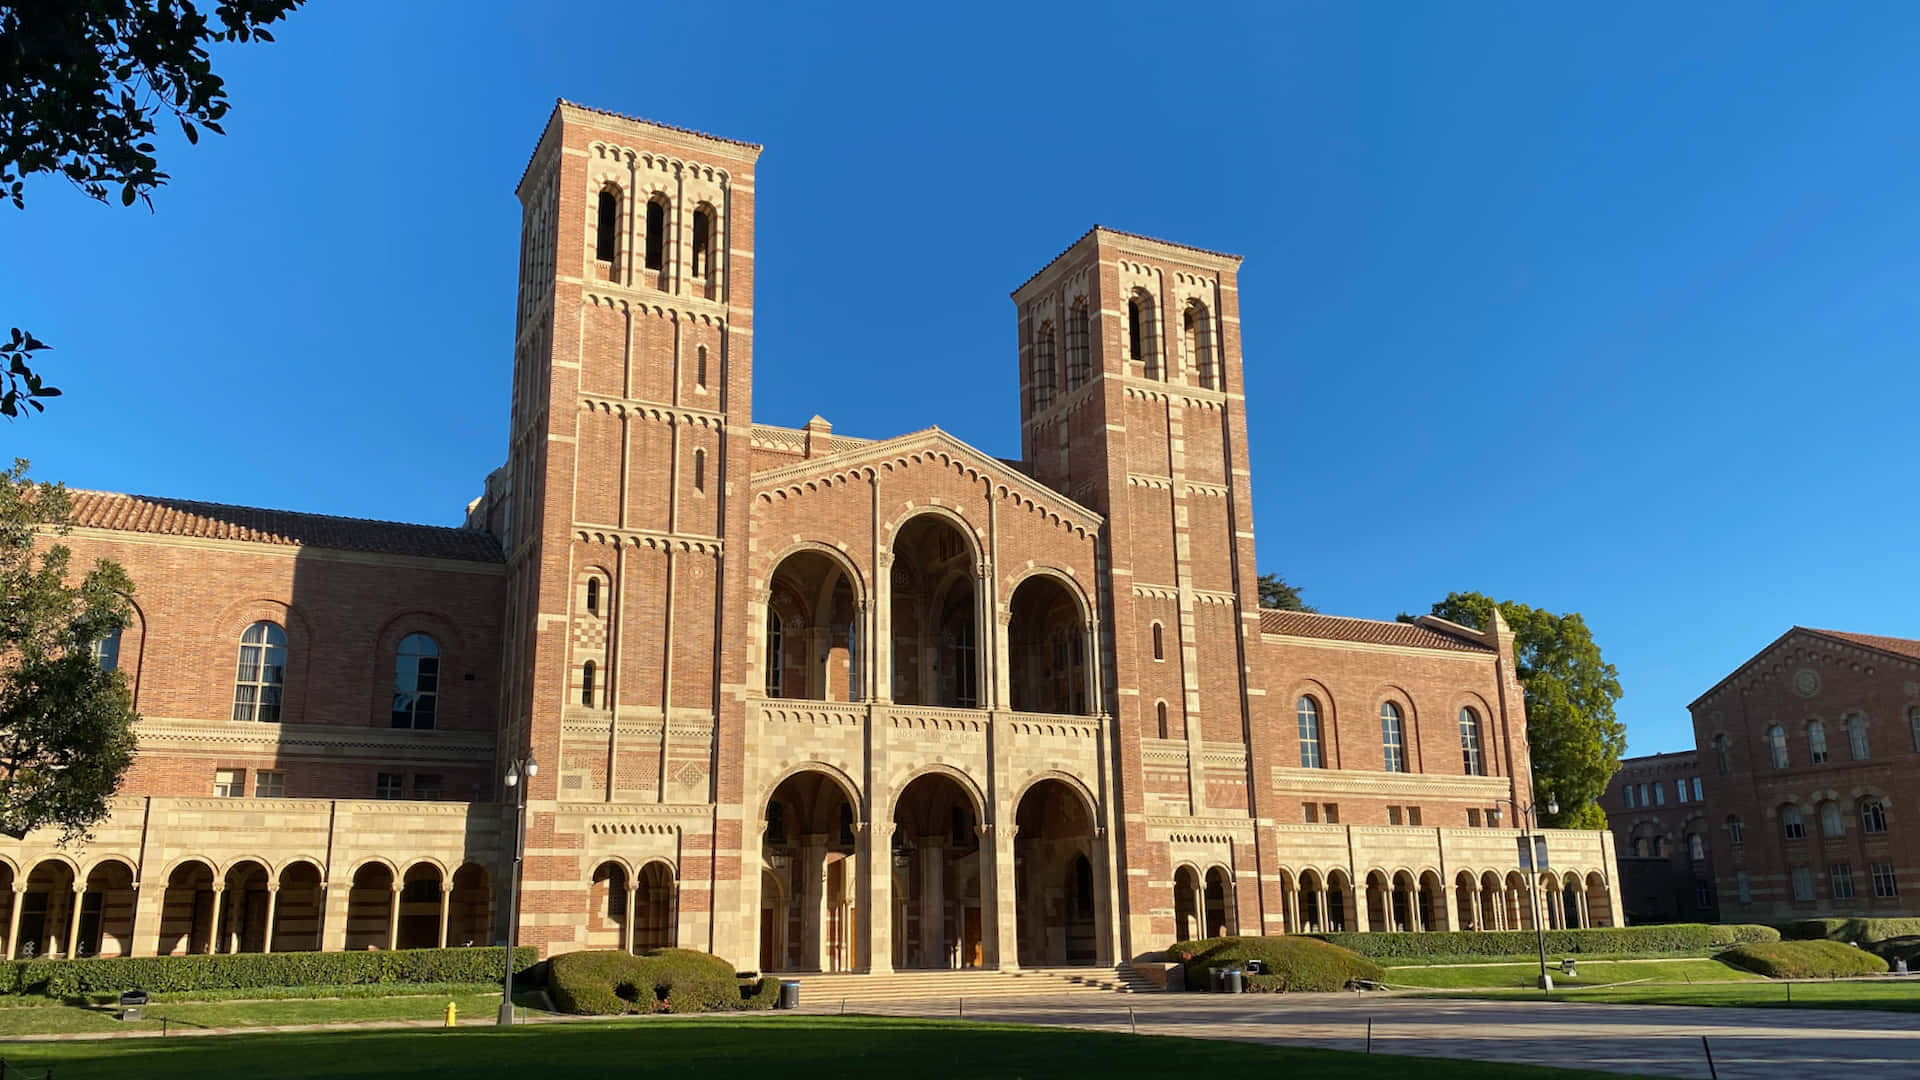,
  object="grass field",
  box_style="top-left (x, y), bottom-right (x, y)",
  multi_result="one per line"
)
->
top-left (0, 990), bottom-right (511, 1037)
top-left (1381, 958), bottom-right (1761, 989)
top-left (1415, 978), bottom-right (1920, 1011)
top-left (1374, 950), bottom-right (1720, 967)
top-left (0, 1016), bottom-right (1657, 1079)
